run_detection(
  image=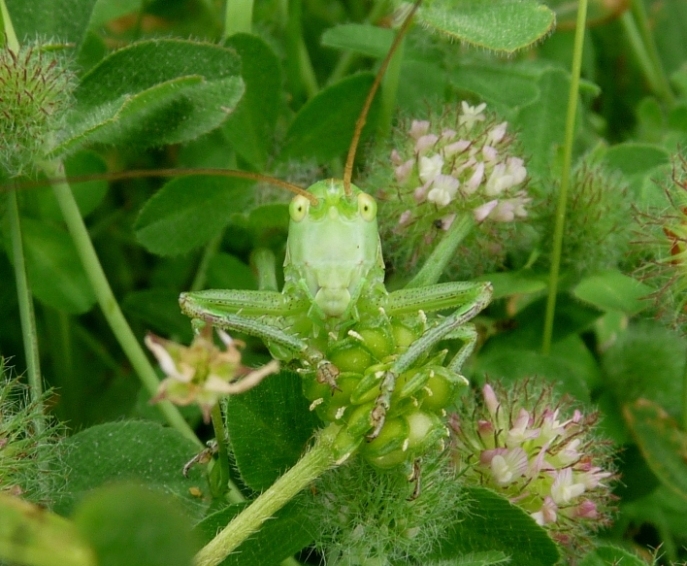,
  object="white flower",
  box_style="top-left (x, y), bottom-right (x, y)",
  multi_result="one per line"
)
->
top-left (394, 159), bottom-right (414, 184)
top-left (505, 156), bottom-right (527, 185)
top-left (532, 497), bottom-right (558, 526)
top-left (473, 199), bottom-right (499, 223)
top-left (427, 174), bottom-right (460, 207)
top-left (443, 139), bottom-right (471, 158)
top-left (419, 154), bottom-right (444, 184)
top-left (390, 149), bottom-right (403, 165)
top-left (440, 128), bottom-right (457, 142)
top-left (490, 194), bottom-right (530, 222)
top-left (551, 468), bottom-right (586, 505)
top-left (462, 162), bottom-right (484, 195)
top-left (459, 101), bottom-right (487, 130)
top-left (488, 121), bottom-right (508, 144)
top-left (506, 409), bottom-right (540, 447)
top-left (409, 119), bottom-right (430, 139)
top-left (415, 134), bottom-right (439, 154)
top-left (482, 145), bottom-right (498, 162)
top-left (482, 447), bottom-right (528, 486)
top-left (398, 210), bottom-right (413, 227)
